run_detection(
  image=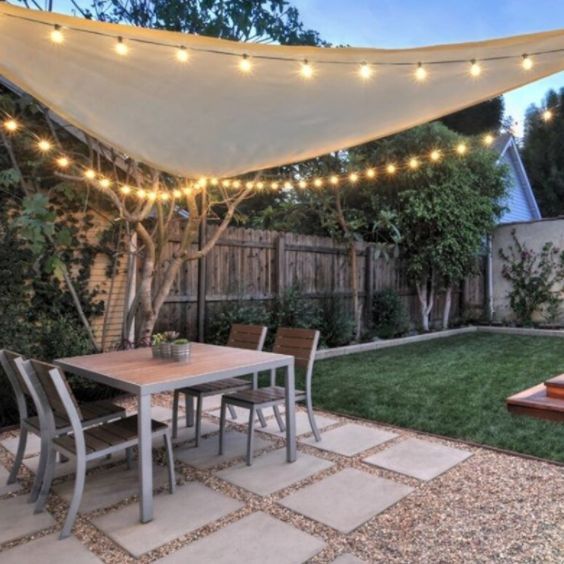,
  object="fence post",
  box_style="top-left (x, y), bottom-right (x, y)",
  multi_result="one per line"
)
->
top-left (275, 233), bottom-right (286, 295)
top-left (196, 193), bottom-right (208, 342)
top-left (364, 244), bottom-right (374, 328)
